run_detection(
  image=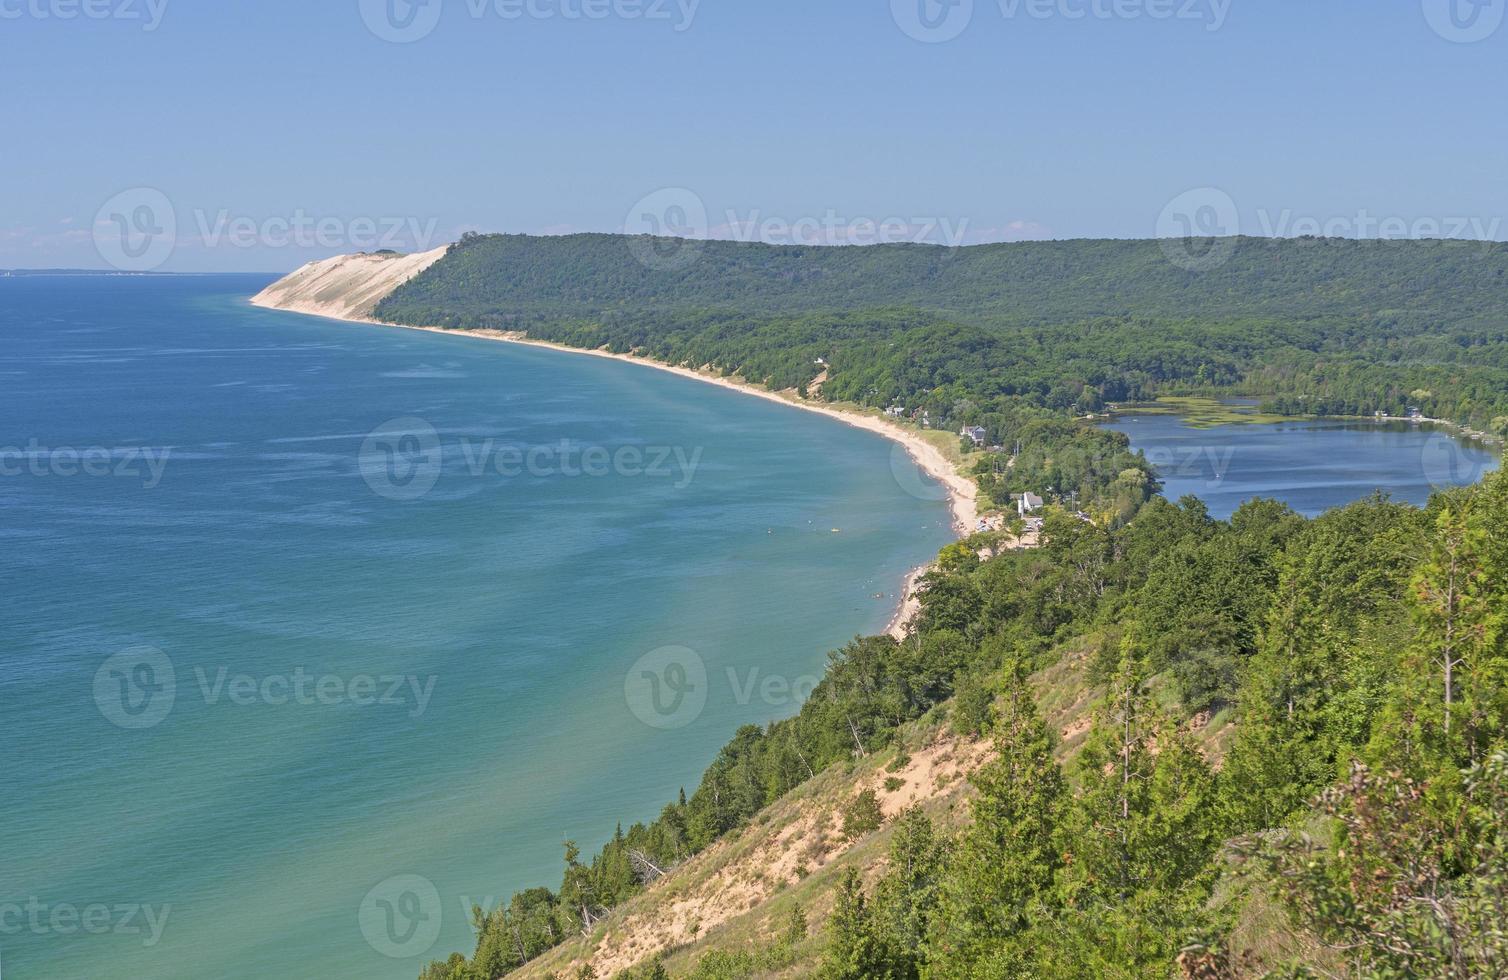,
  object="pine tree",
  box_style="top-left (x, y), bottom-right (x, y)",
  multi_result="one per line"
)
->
top-left (781, 902), bottom-right (808, 947)
top-left (873, 807), bottom-right (943, 977)
top-left (1416, 505), bottom-right (1489, 748)
top-left (821, 867), bottom-right (895, 980)
top-left (1052, 657), bottom-right (1219, 976)
top-left (1218, 572), bottom-right (1343, 832)
top-left (927, 669), bottom-right (1065, 975)
top-left (1371, 500), bottom-right (1495, 772)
